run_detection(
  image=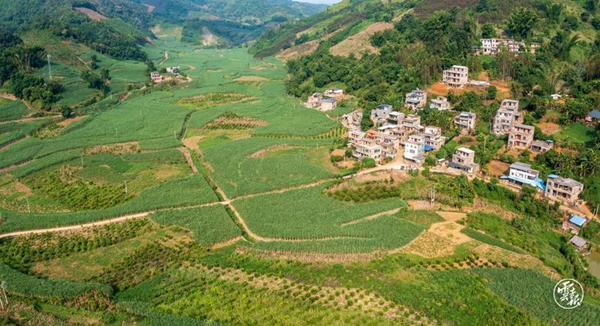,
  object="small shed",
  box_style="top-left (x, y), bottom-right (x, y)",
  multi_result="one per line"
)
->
top-left (563, 214), bottom-right (588, 234)
top-left (569, 236), bottom-right (588, 251)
